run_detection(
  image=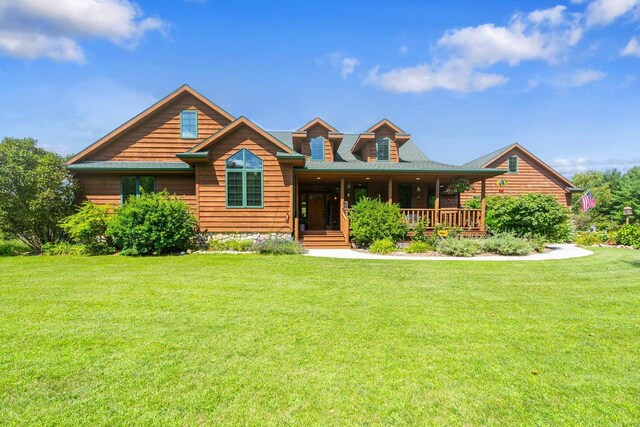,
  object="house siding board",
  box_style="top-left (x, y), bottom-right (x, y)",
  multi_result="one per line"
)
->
top-left (459, 147), bottom-right (571, 207)
top-left (88, 93), bottom-right (232, 162)
top-left (75, 173), bottom-right (197, 209)
top-left (196, 127), bottom-right (293, 232)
